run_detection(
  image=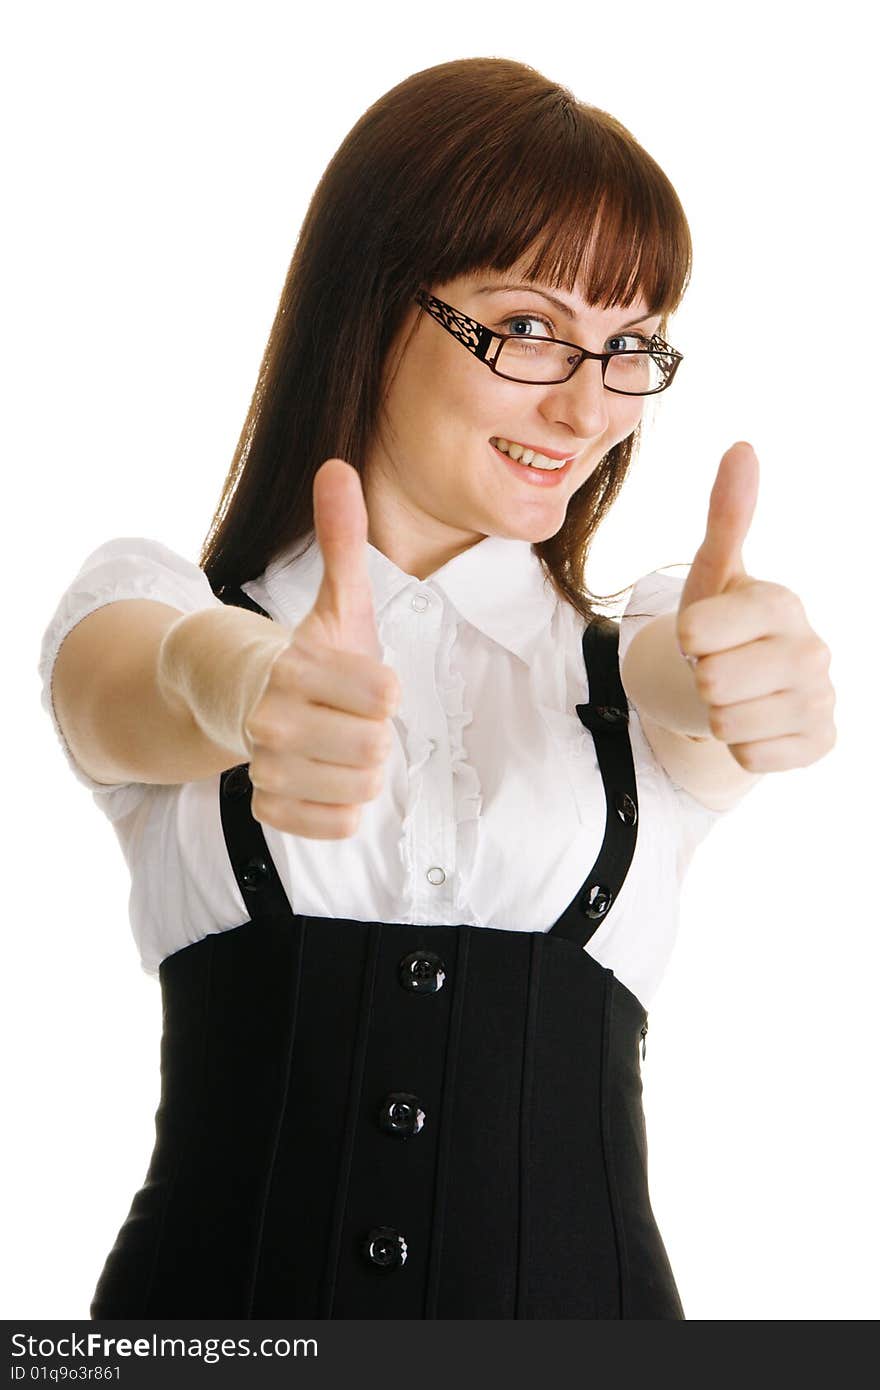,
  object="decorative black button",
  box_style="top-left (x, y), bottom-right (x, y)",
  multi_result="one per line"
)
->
top-left (223, 765), bottom-right (251, 799)
top-left (378, 1092), bottom-right (426, 1138)
top-left (581, 882), bottom-right (612, 919)
top-left (576, 702), bottom-right (630, 736)
top-left (597, 704), bottom-right (627, 722)
top-left (363, 1226), bottom-right (407, 1270)
top-left (615, 790), bottom-right (638, 826)
top-left (398, 951), bottom-right (446, 994)
top-left (240, 857), bottom-right (270, 892)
